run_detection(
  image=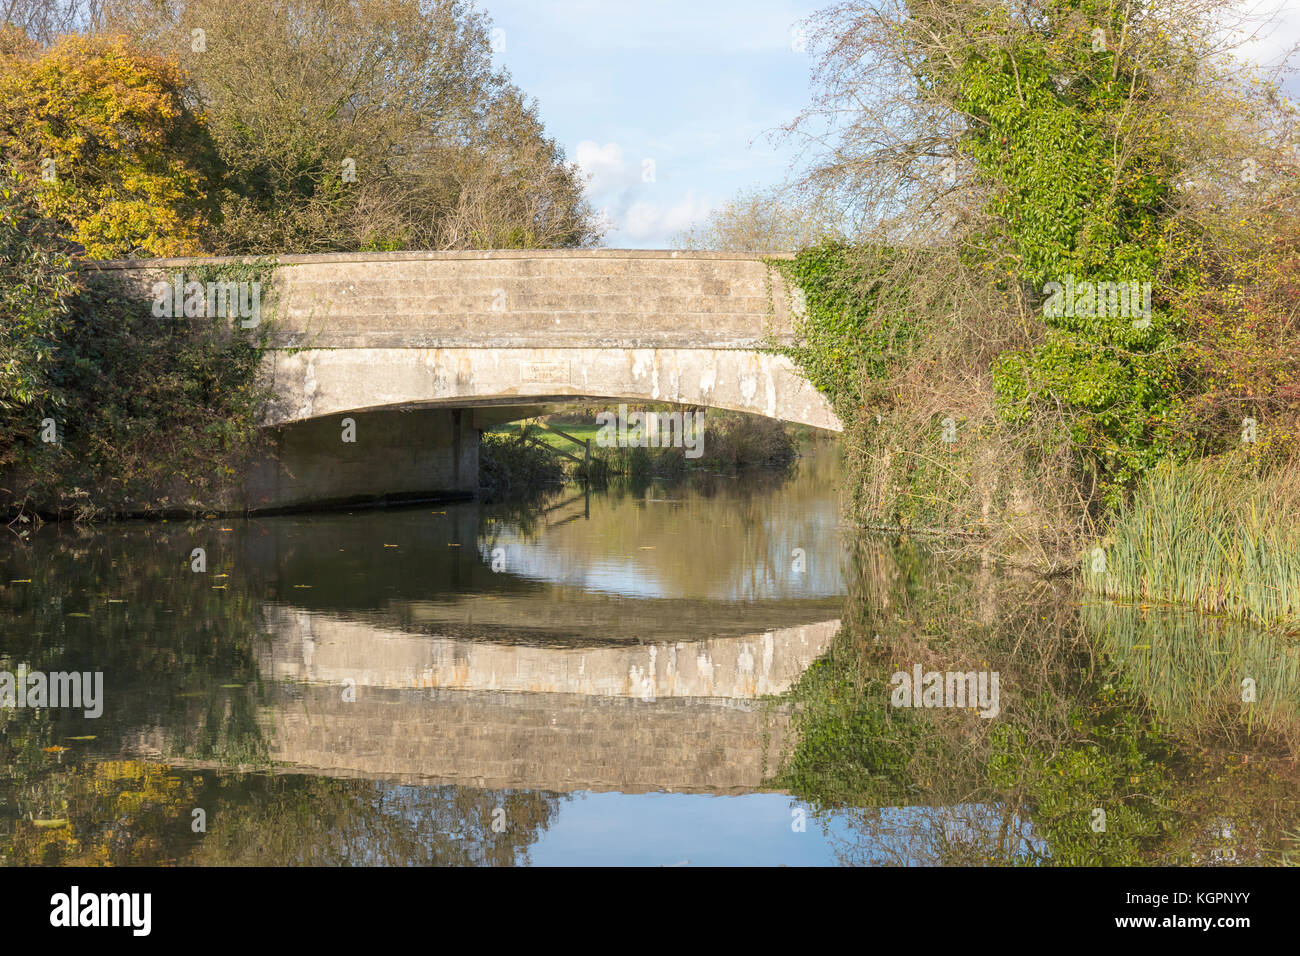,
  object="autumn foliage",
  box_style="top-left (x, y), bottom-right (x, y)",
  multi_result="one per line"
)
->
top-left (0, 31), bottom-right (221, 257)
